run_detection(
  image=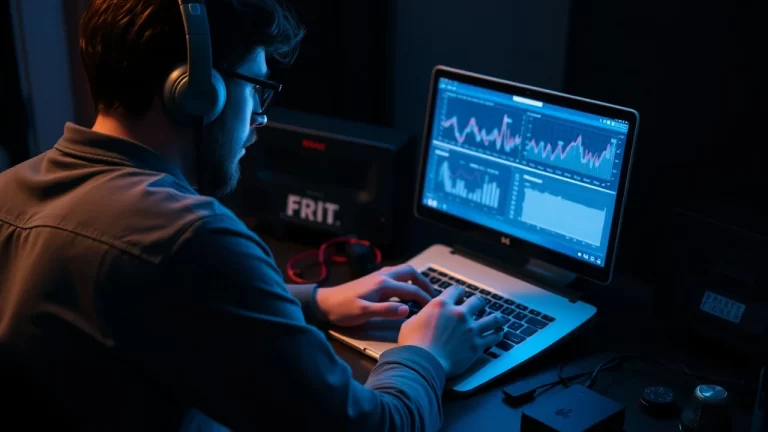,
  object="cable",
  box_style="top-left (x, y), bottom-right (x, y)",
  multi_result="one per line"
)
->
top-left (504, 369), bottom-right (591, 405)
top-left (506, 352), bottom-right (746, 405)
top-left (573, 353), bottom-right (745, 390)
top-left (286, 236), bottom-right (382, 285)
